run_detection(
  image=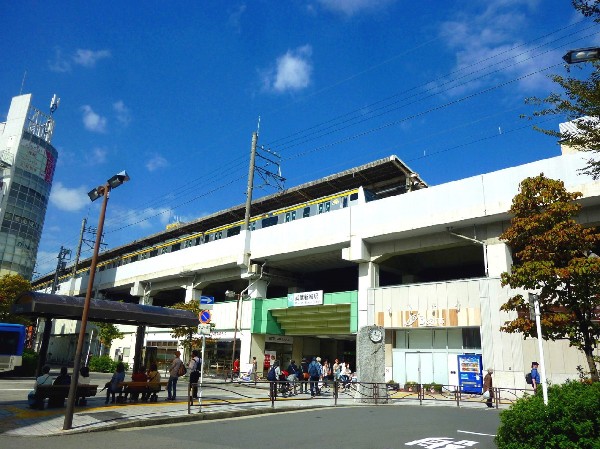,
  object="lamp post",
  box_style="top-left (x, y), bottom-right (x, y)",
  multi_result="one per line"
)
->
top-left (63, 171), bottom-right (129, 430)
top-left (563, 47), bottom-right (600, 64)
top-left (528, 293), bottom-right (548, 406)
